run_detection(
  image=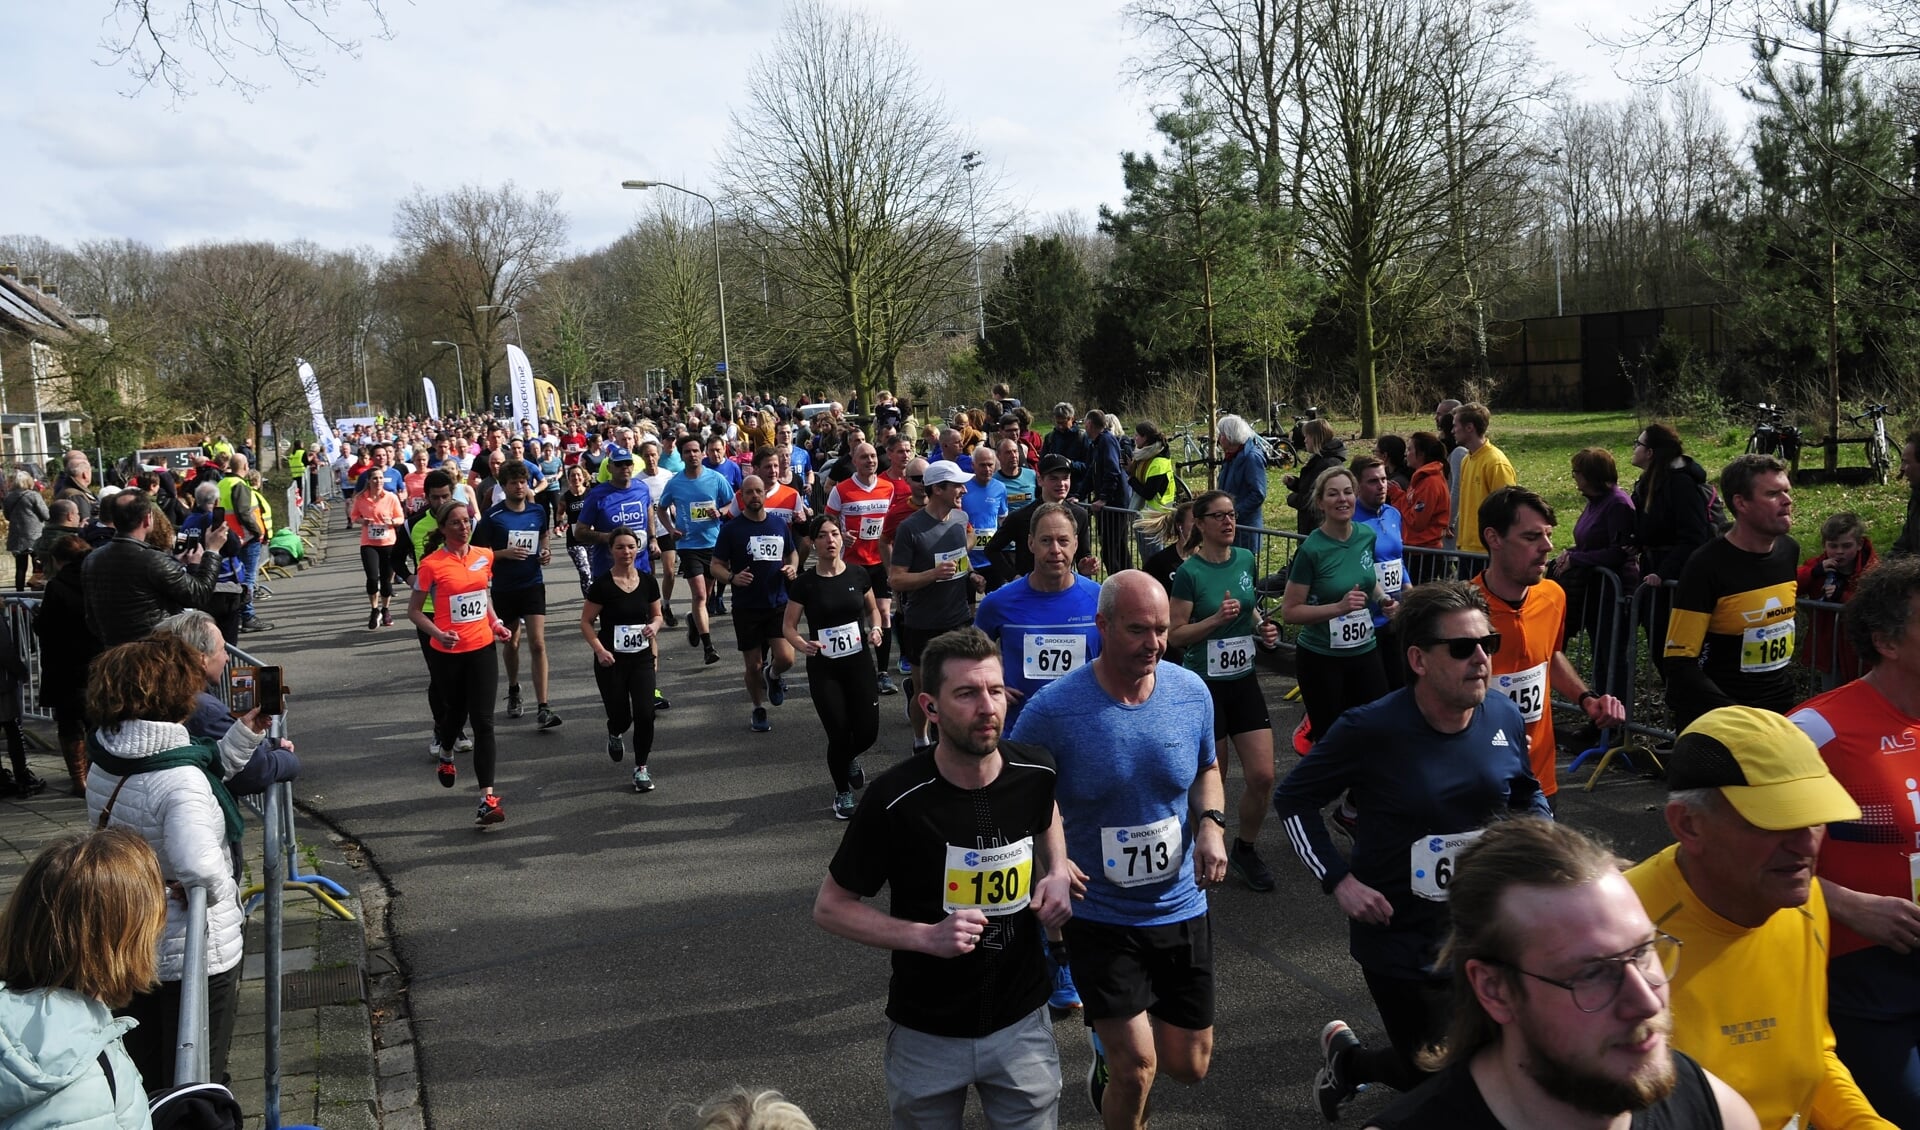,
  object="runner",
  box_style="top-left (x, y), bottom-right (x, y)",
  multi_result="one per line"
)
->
top-left (637, 438), bottom-right (680, 627)
top-left (405, 500), bottom-right (514, 826)
top-left (1351, 455), bottom-right (1408, 691)
top-left (558, 463), bottom-right (595, 598)
top-left (813, 627), bottom-right (1074, 1127)
top-left (783, 515), bottom-right (883, 818)
top-left (984, 454), bottom-right (1097, 586)
top-left (960, 445), bottom-right (1010, 589)
top-left (711, 475), bottom-right (800, 734)
top-left (1008, 570), bottom-right (1225, 1127)
top-left (995, 437), bottom-right (1037, 510)
top-left (580, 527), bottom-right (664, 792)
top-left (1170, 489), bottom-right (1284, 893)
top-left (1471, 486), bottom-right (1624, 801)
top-left (825, 442), bottom-right (904, 695)
top-left (397, 471), bottom-right (467, 759)
top-left (890, 460), bottom-right (986, 751)
top-left (1282, 468), bottom-right (1393, 745)
top-left (474, 460), bottom-right (562, 730)
top-left (658, 435), bottom-right (735, 666)
top-left (349, 464), bottom-right (405, 630)
top-left (1274, 580), bottom-right (1549, 1118)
